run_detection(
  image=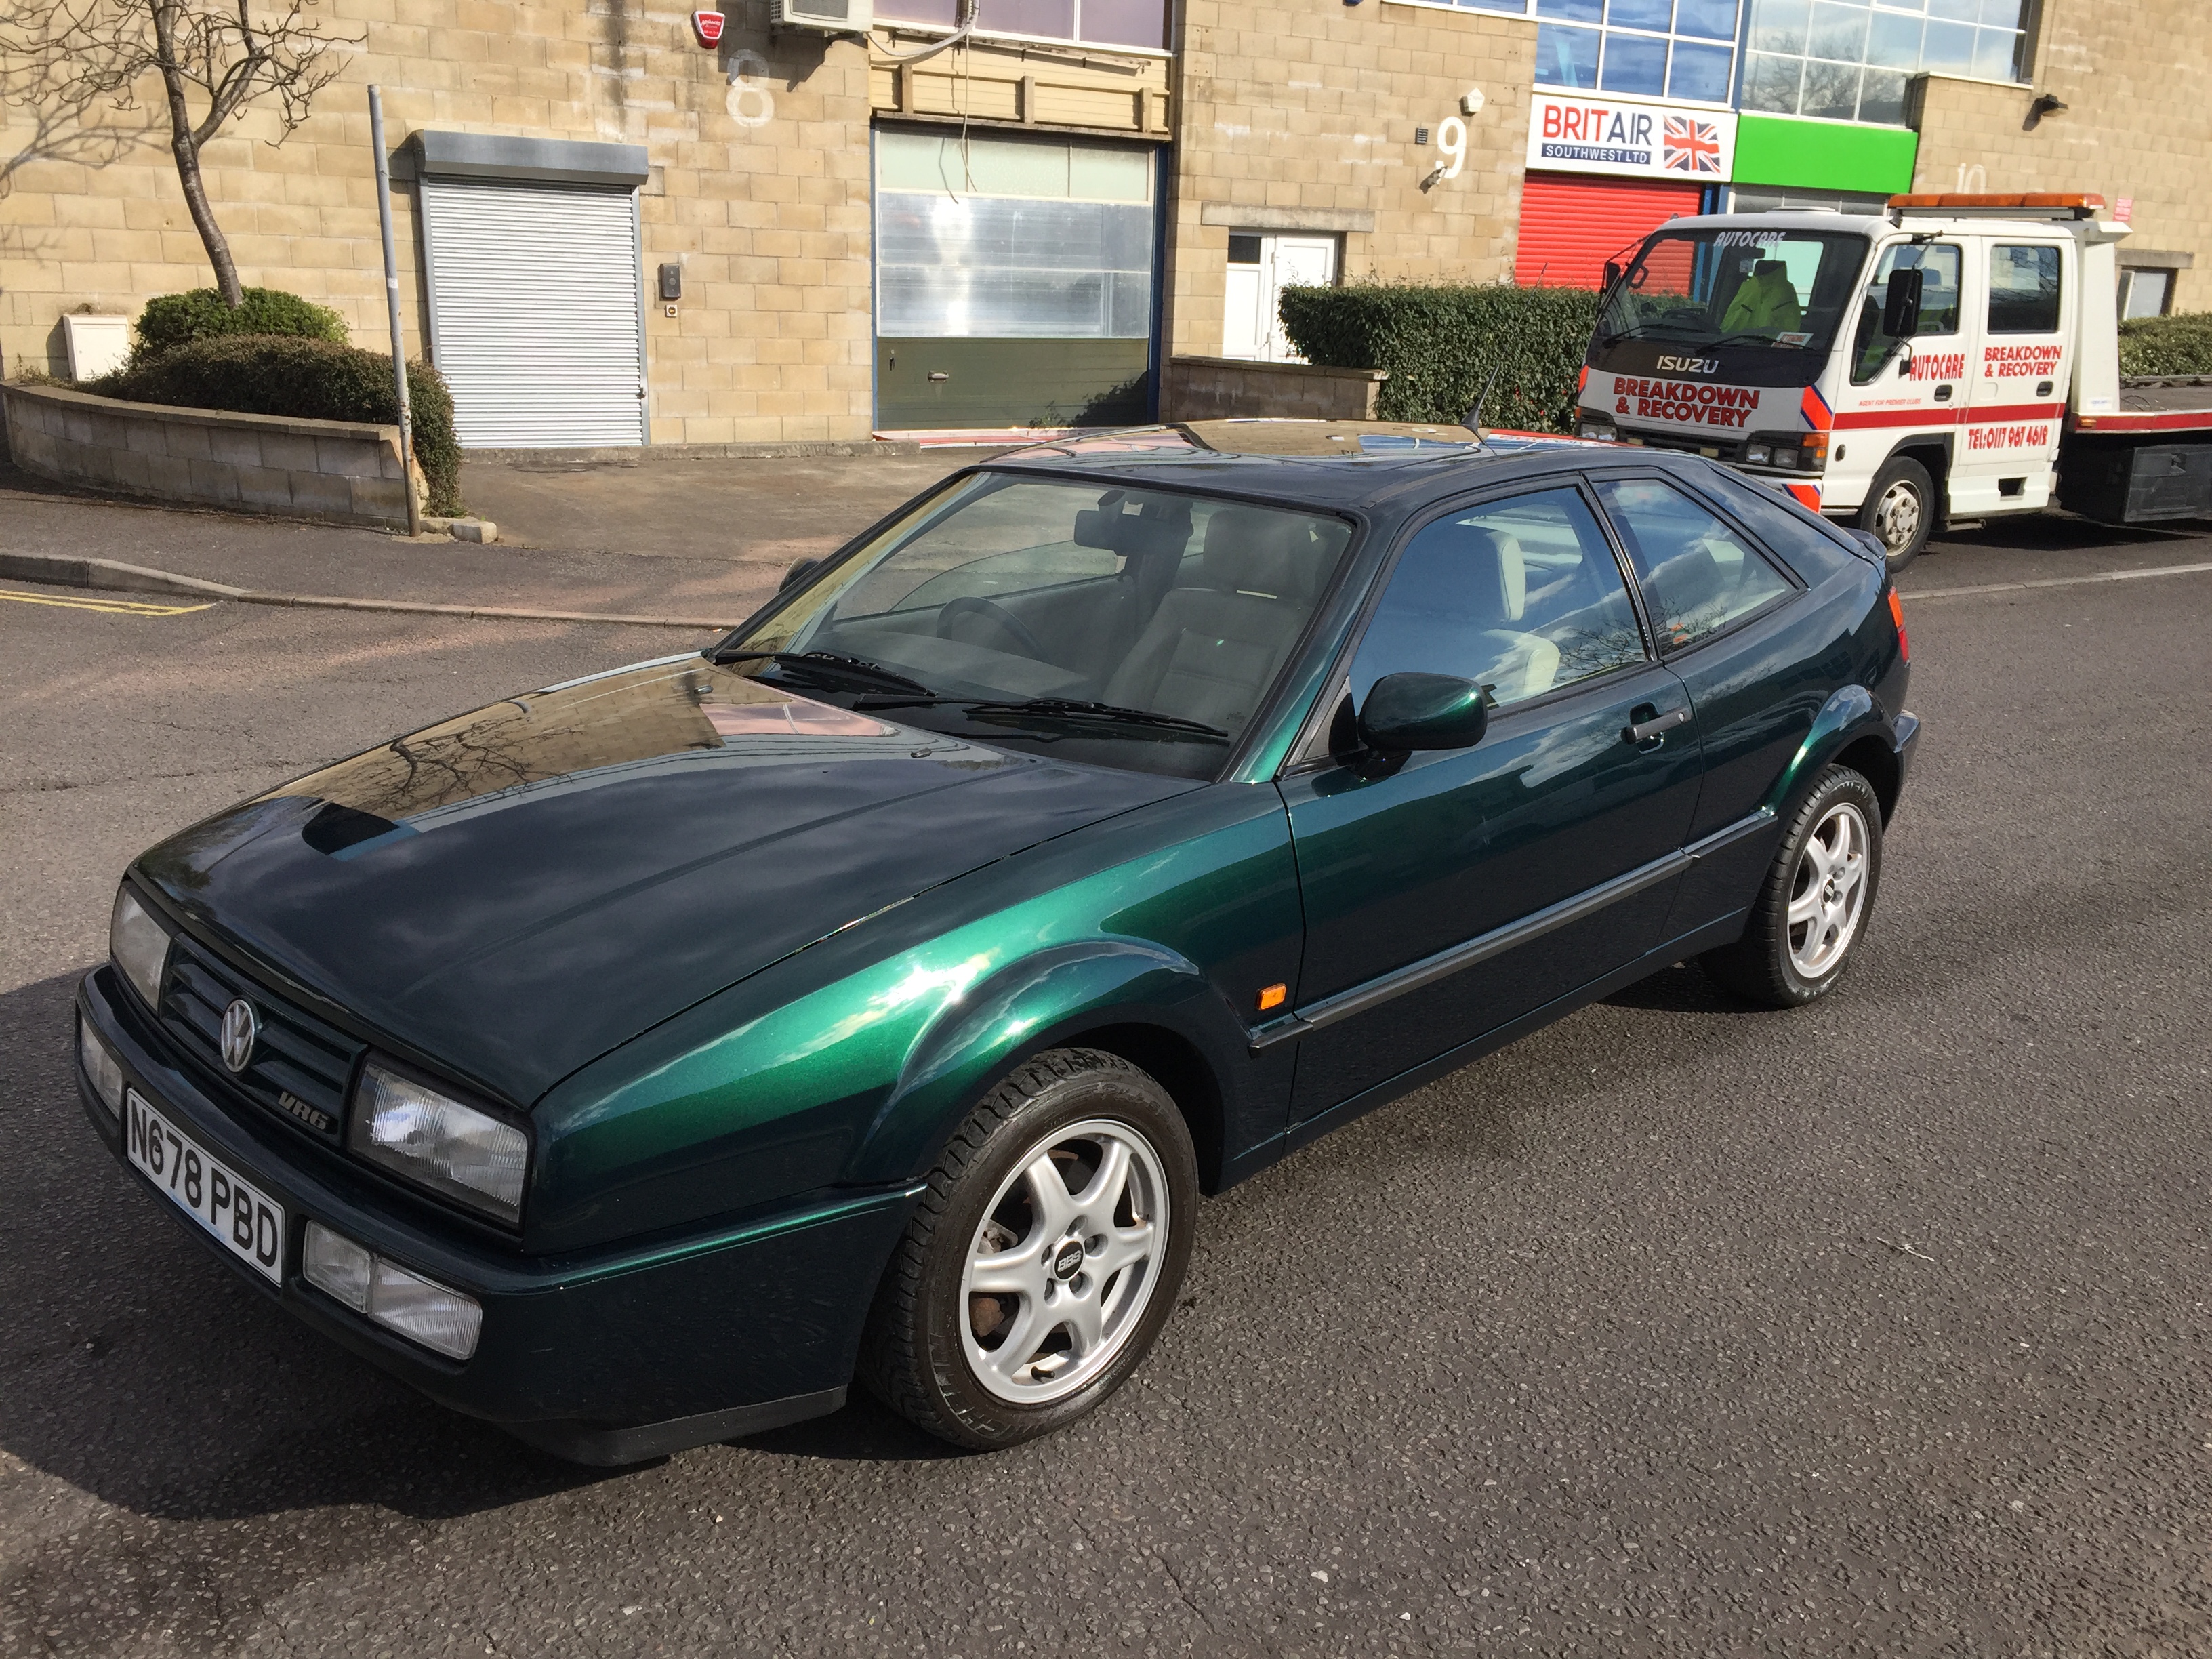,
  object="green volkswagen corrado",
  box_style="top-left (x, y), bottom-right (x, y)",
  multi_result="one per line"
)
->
top-left (75, 420), bottom-right (1917, 1460)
